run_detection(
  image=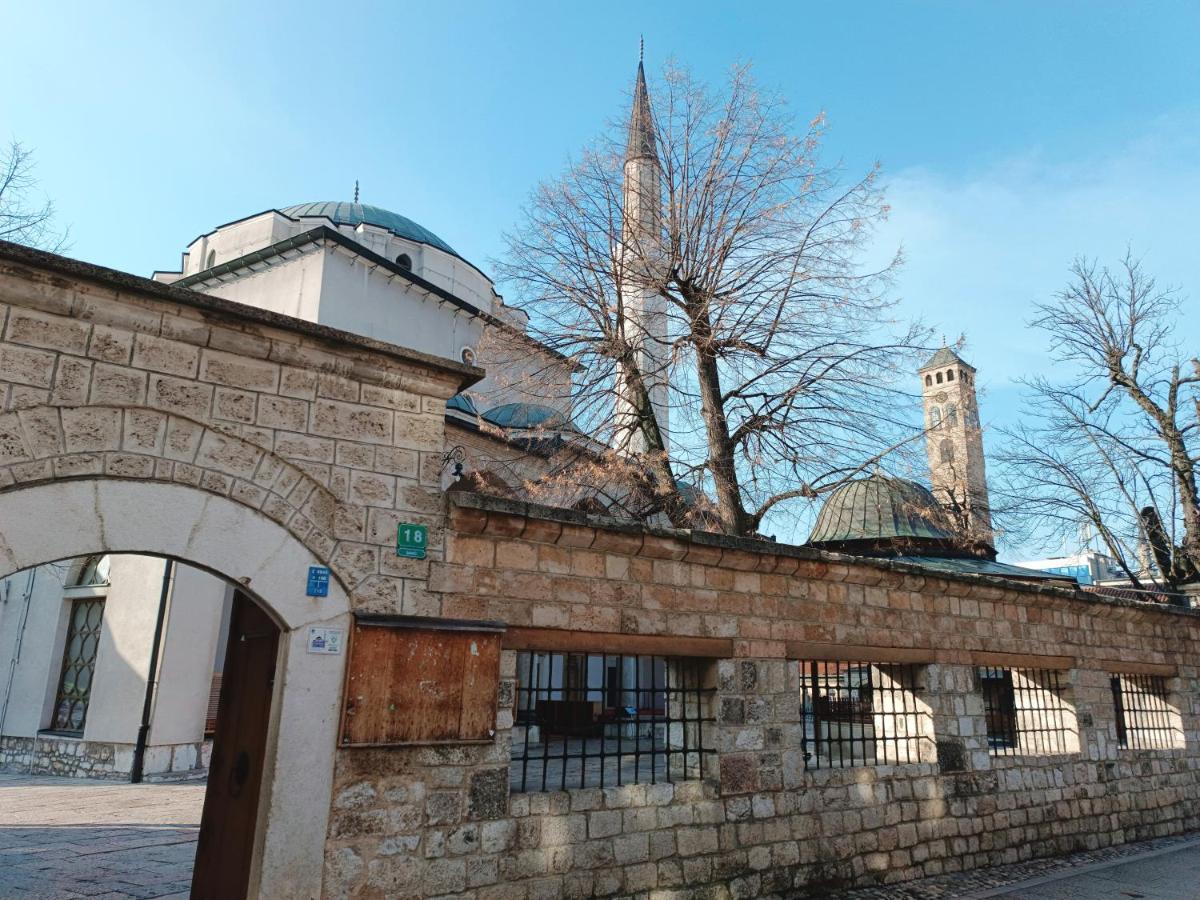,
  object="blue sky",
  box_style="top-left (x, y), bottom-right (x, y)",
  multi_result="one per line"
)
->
top-left (5, 1), bottom-right (1199, 554)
